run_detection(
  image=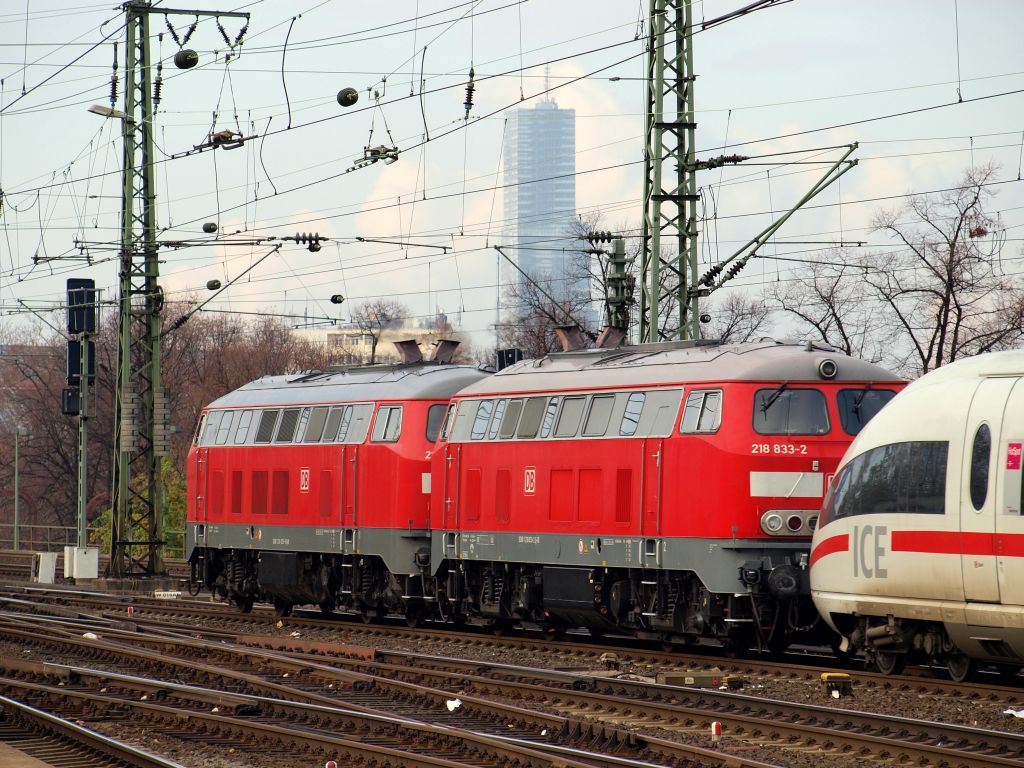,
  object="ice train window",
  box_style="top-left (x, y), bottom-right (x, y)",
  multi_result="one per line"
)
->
top-left (970, 424), bottom-right (991, 511)
top-left (753, 388), bottom-right (829, 435)
top-left (820, 441), bottom-right (948, 525)
top-left (837, 389), bottom-right (898, 436)
top-left (681, 390), bottom-right (722, 433)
